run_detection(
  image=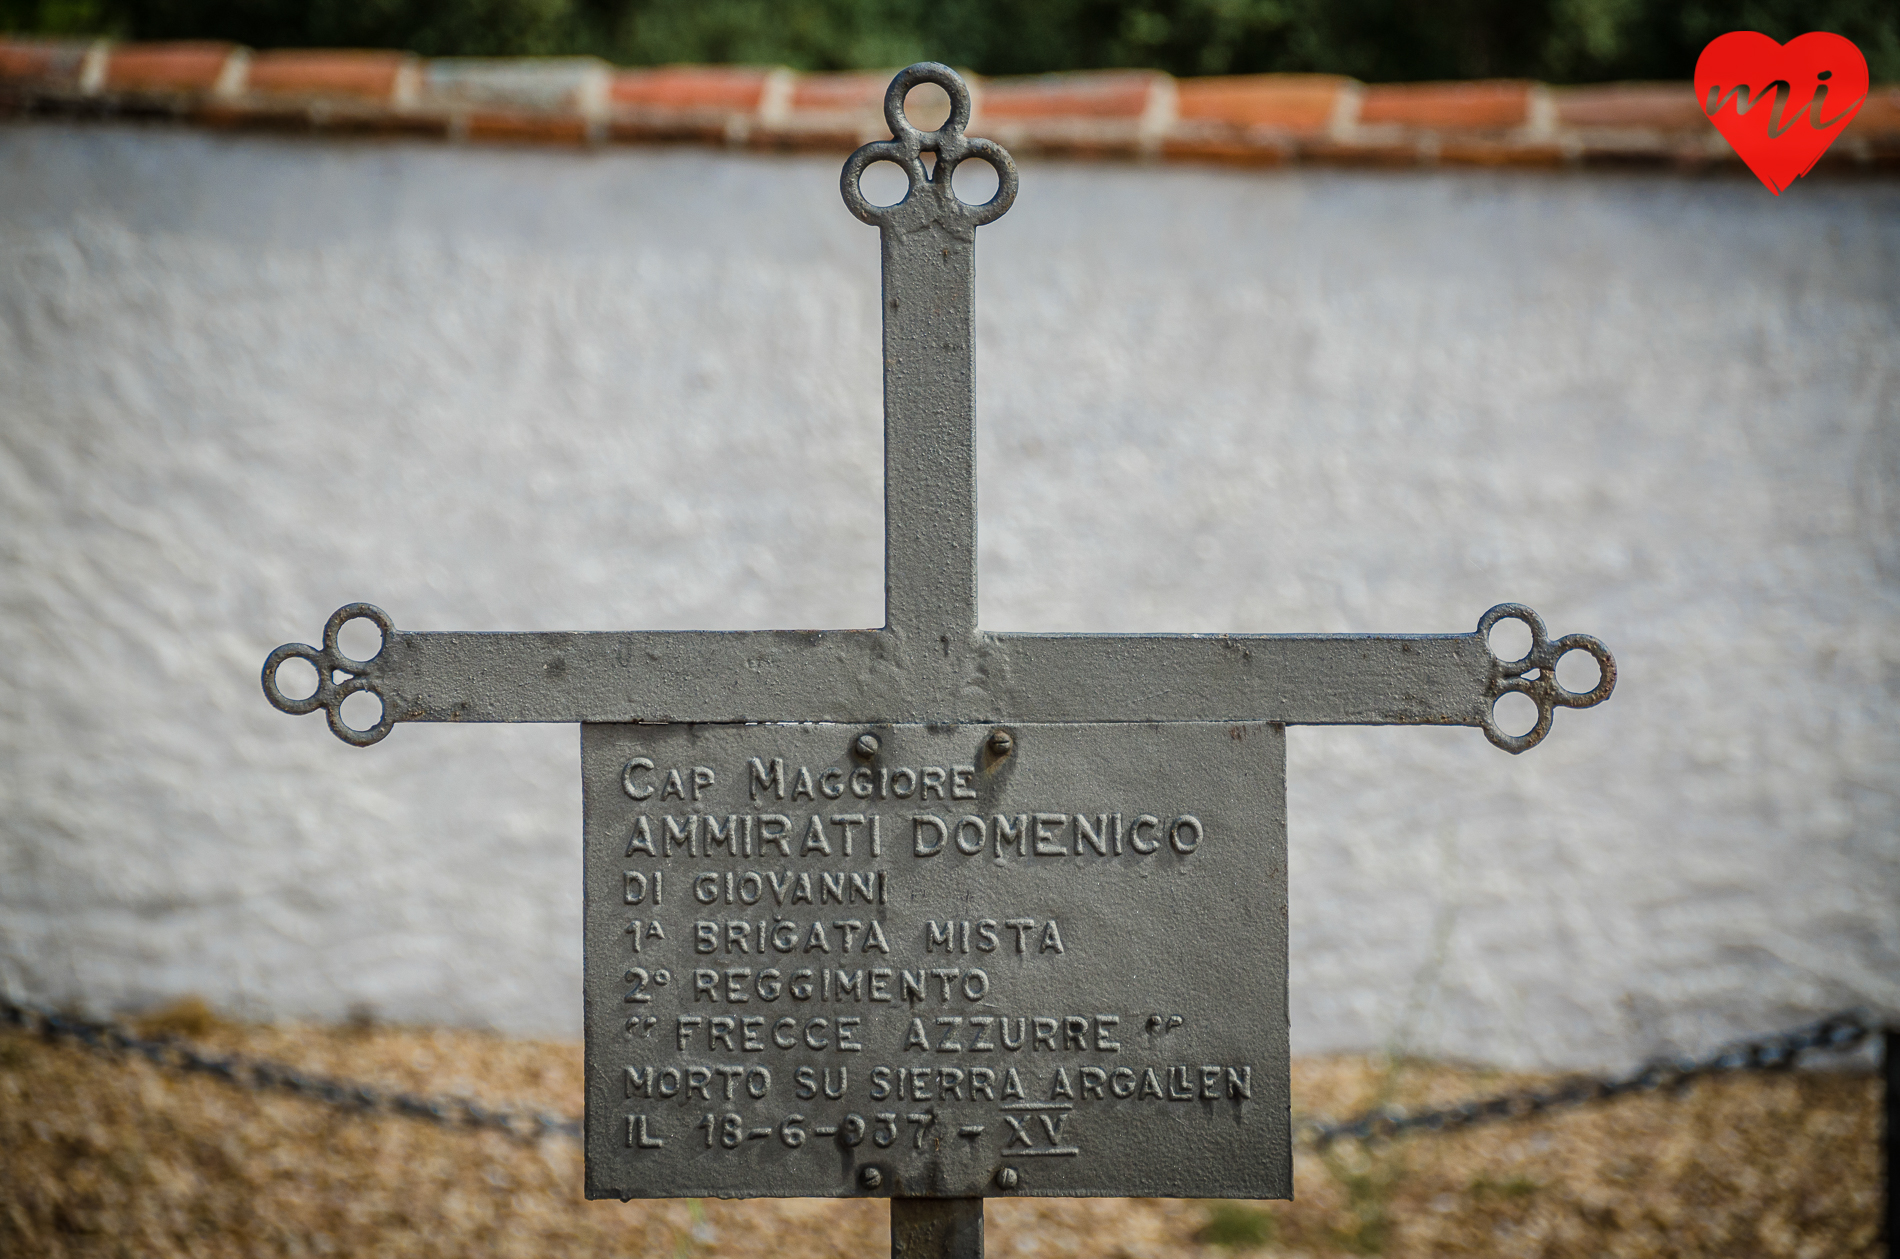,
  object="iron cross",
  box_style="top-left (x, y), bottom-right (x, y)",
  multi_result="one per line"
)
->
top-left (263, 63), bottom-right (1613, 1257)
